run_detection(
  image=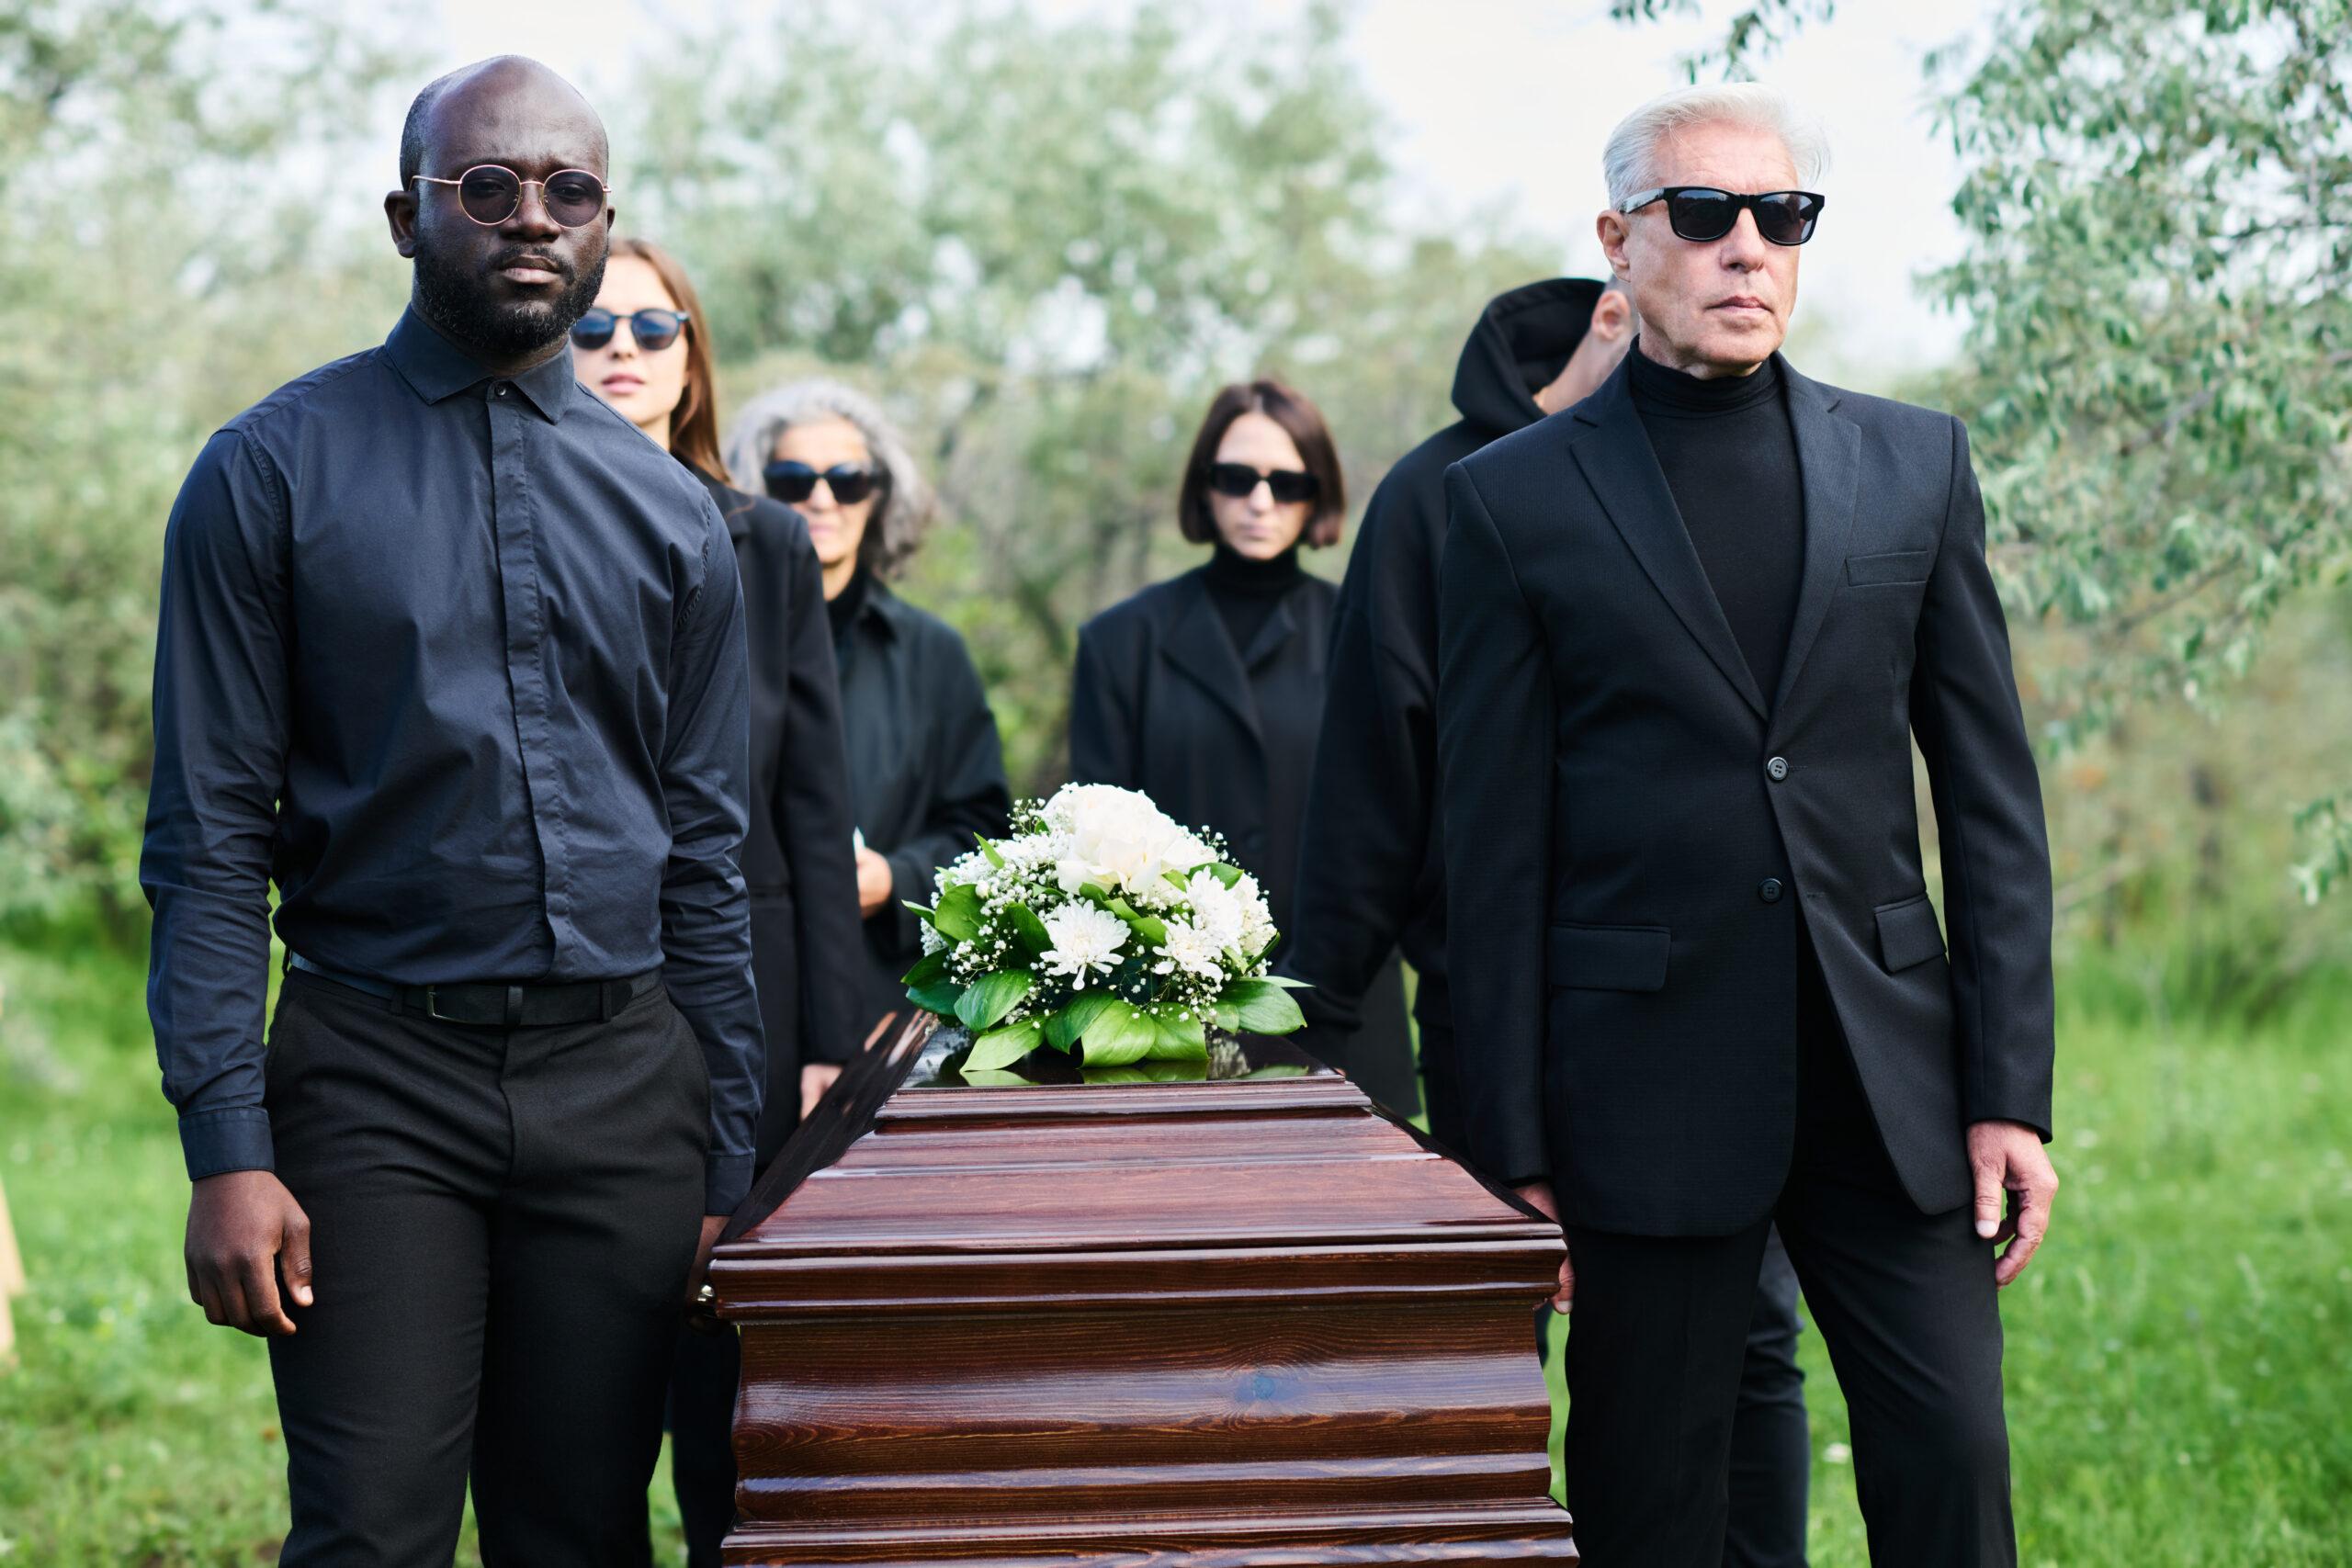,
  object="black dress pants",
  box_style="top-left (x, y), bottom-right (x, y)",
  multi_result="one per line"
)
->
top-left (1559, 1010), bottom-right (2014, 1568)
top-left (264, 969), bottom-right (709, 1567)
